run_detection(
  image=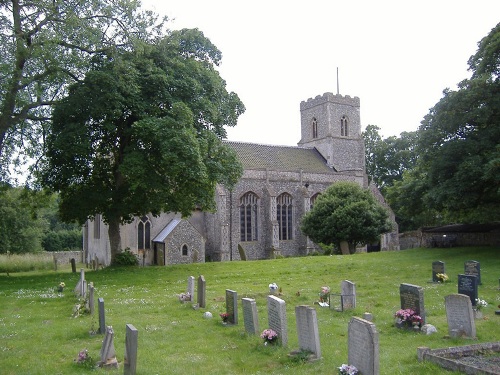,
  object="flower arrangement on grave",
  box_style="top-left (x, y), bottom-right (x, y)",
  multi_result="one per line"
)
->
top-left (57, 282), bottom-right (65, 292)
top-left (75, 349), bottom-right (96, 369)
top-left (394, 308), bottom-right (422, 328)
top-left (319, 286), bottom-right (330, 302)
top-left (436, 273), bottom-right (448, 283)
top-left (178, 292), bottom-right (191, 302)
top-left (338, 363), bottom-right (359, 375)
top-left (475, 298), bottom-right (488, 310)
top-left (260, 328), bottom-right (278, 345)
top-left (269, 283), bottom-right (278, 294)
top-left (219, 312), bottom-right (231, 323)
